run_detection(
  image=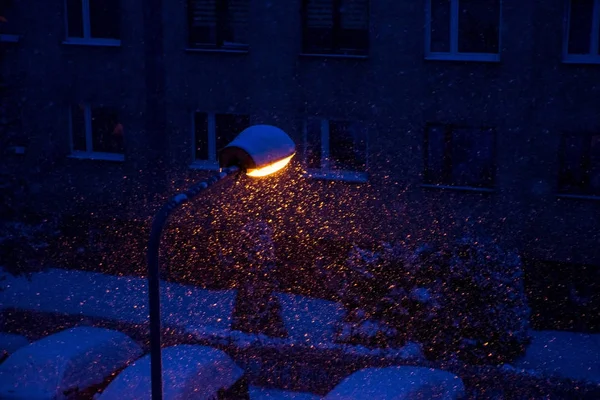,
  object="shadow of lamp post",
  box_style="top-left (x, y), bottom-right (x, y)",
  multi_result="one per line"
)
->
top-left (147, 125), bottom-right (295, 400)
